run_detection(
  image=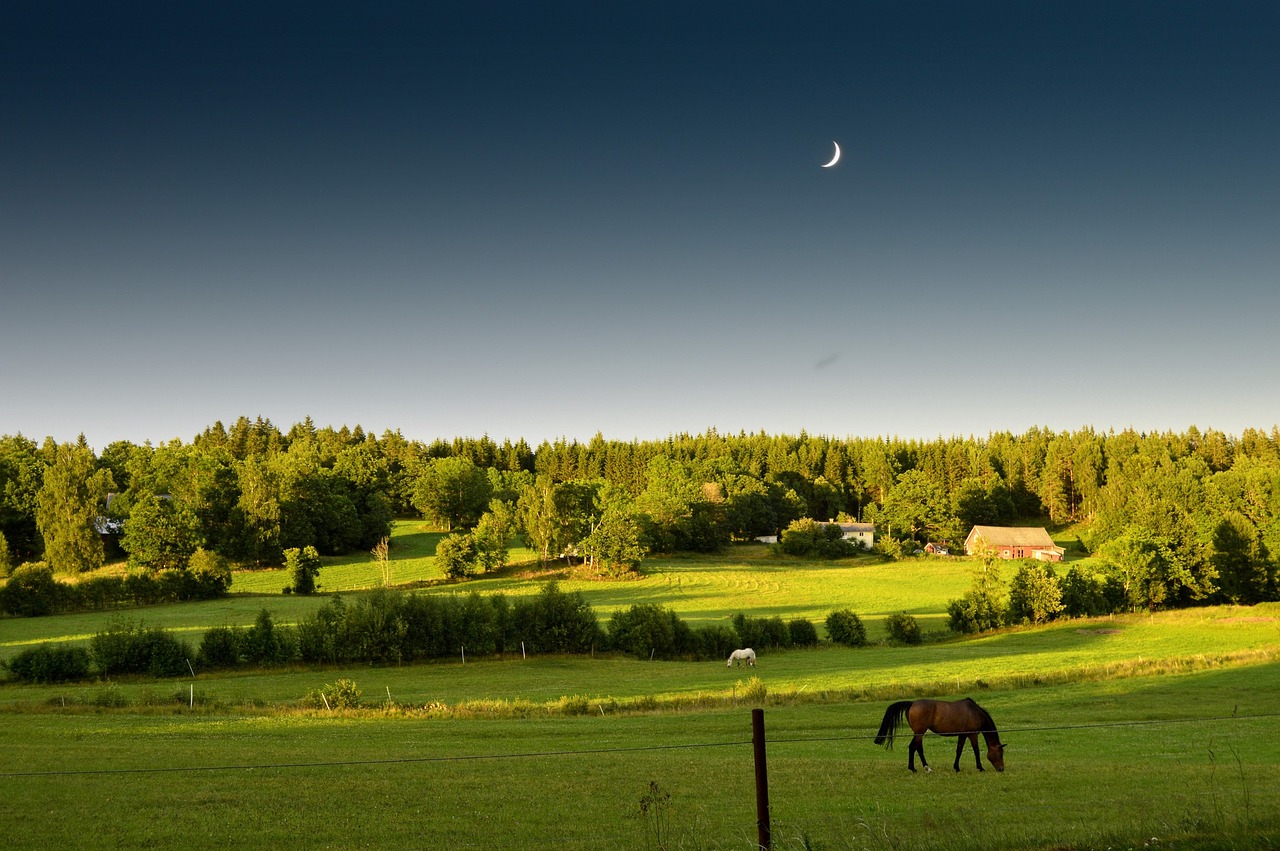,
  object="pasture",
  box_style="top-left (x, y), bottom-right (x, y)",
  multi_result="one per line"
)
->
top-left (1, 661), bottom-right (1278, 849)
top-left (3, 530), bottom-right (1280, 848)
